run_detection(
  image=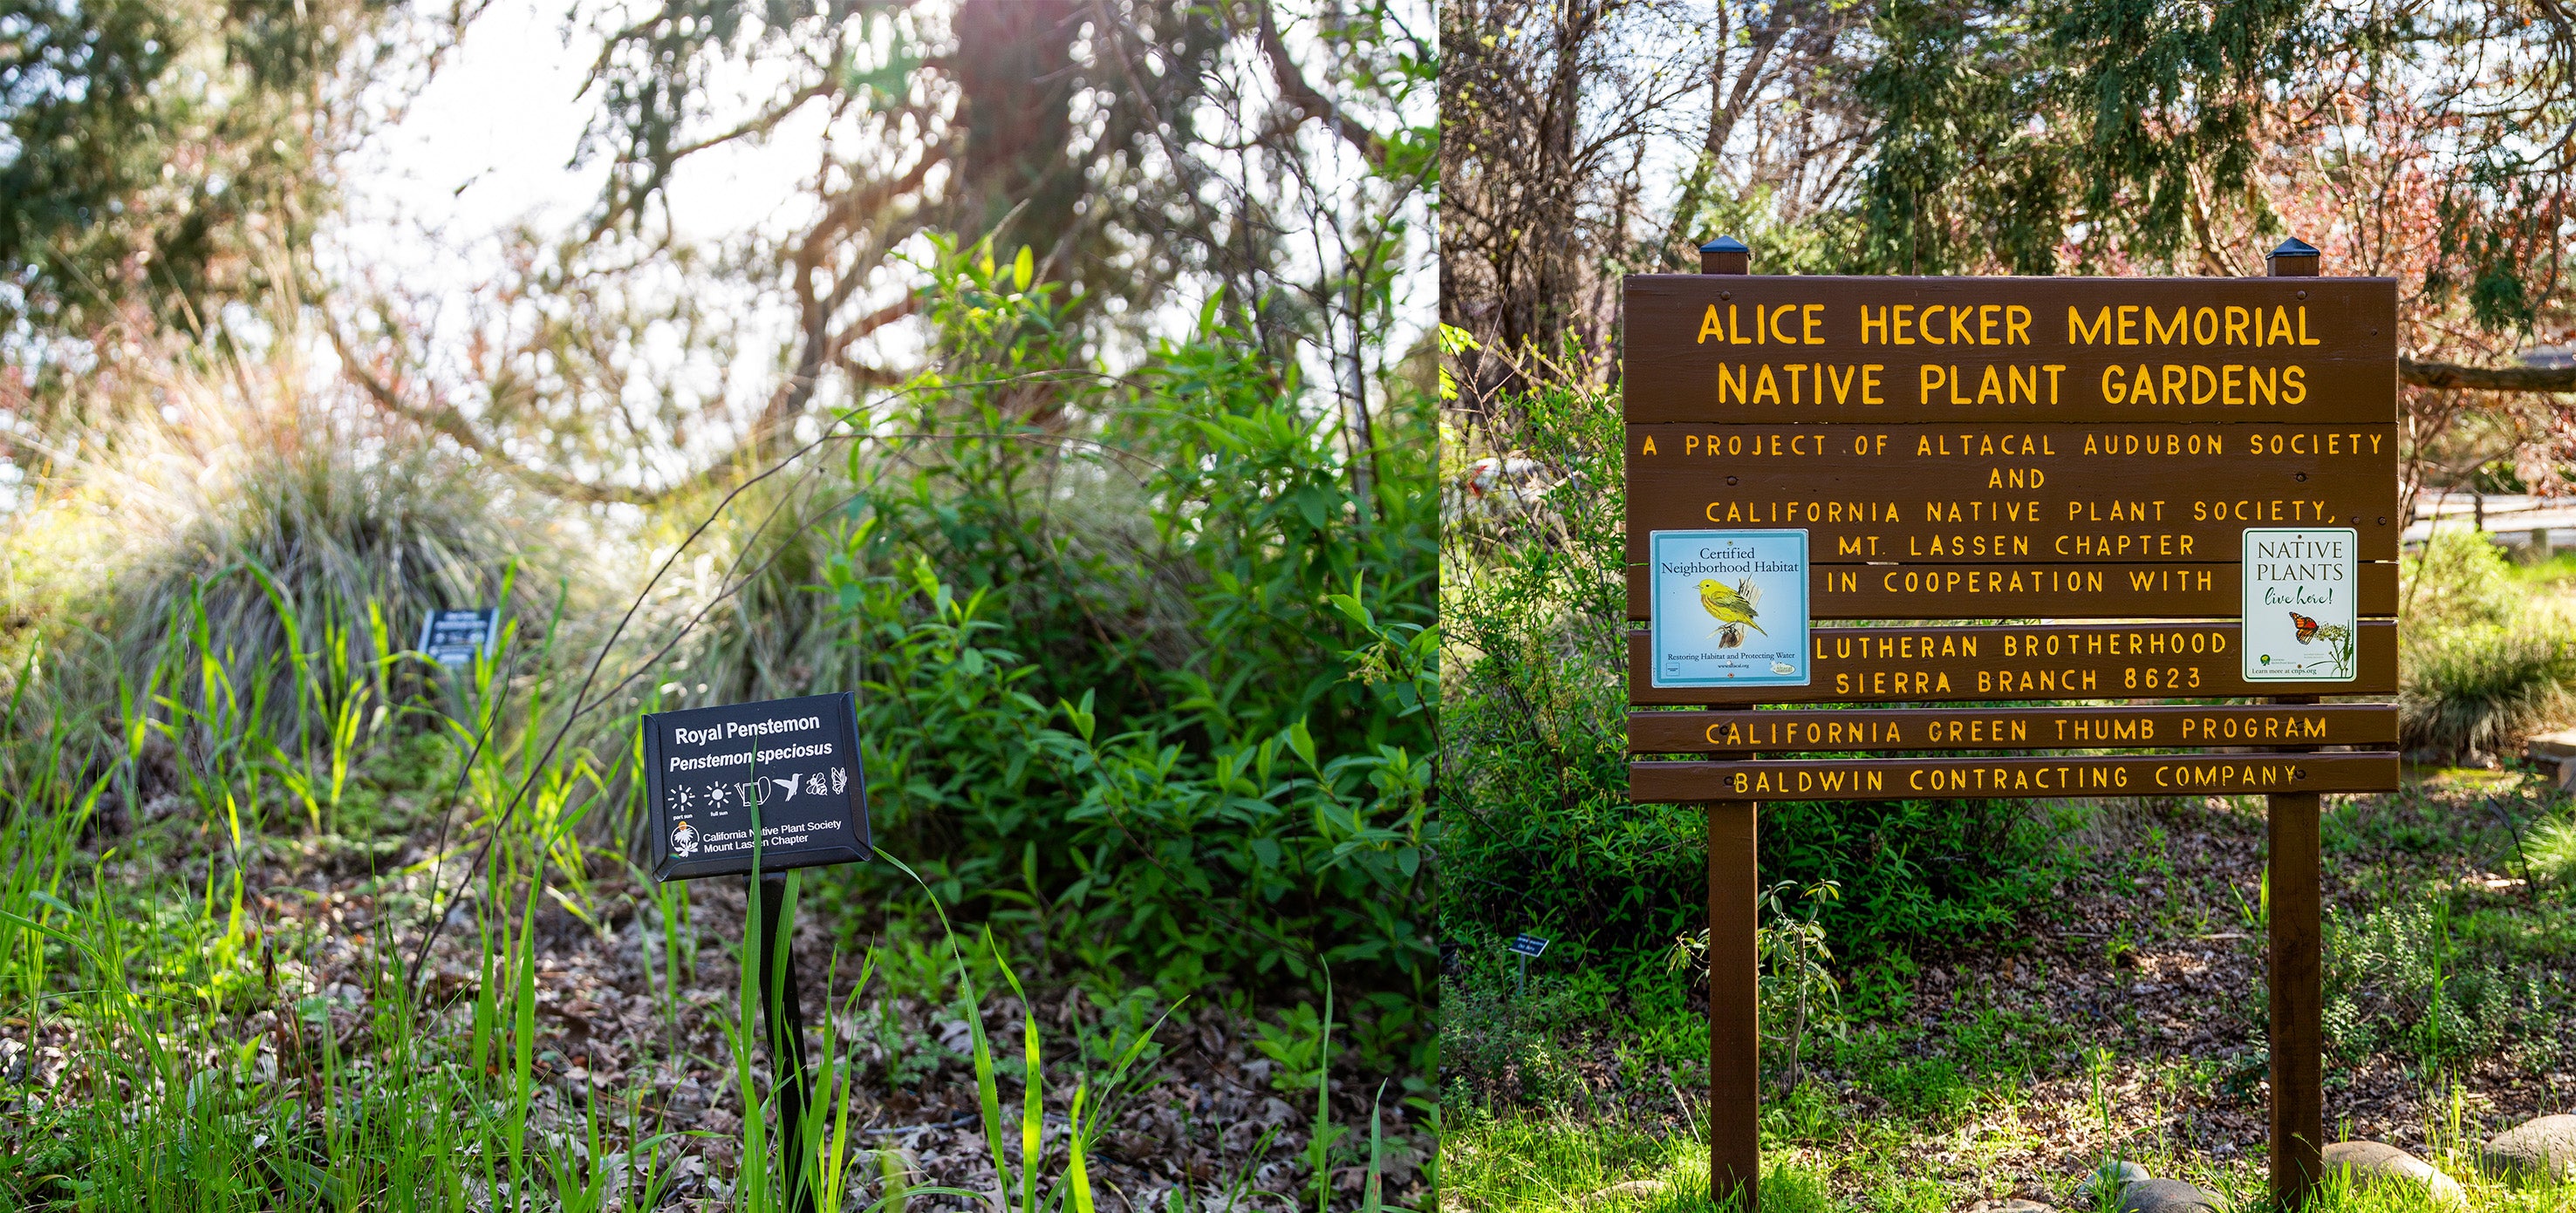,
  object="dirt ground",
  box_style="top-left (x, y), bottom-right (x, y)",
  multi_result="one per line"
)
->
top-left (1514, 774), bottom-right (2576, 1196)
top-left (2, 847), bottom-right (1432, 1211)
